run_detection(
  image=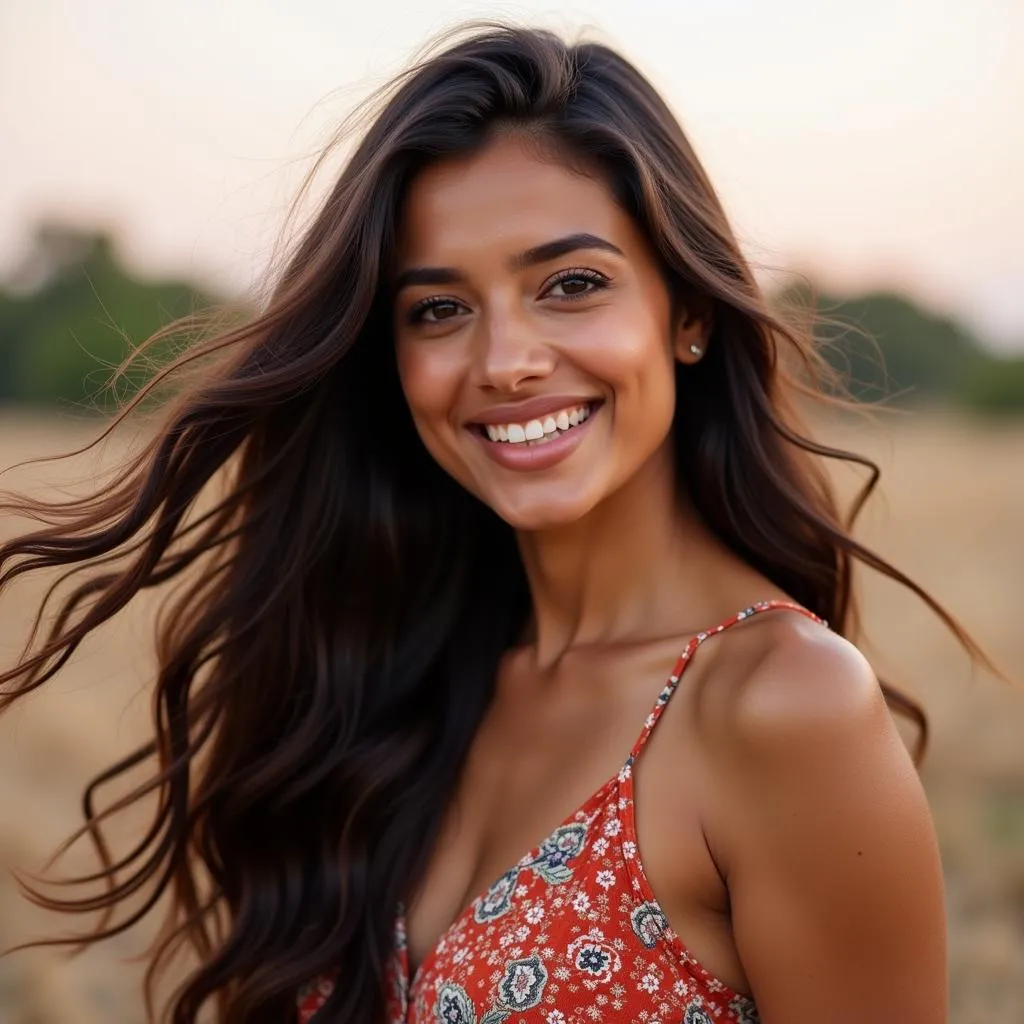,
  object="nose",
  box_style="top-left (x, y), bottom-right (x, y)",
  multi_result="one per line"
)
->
top-left (473, 305), bottom-right (555, 393)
